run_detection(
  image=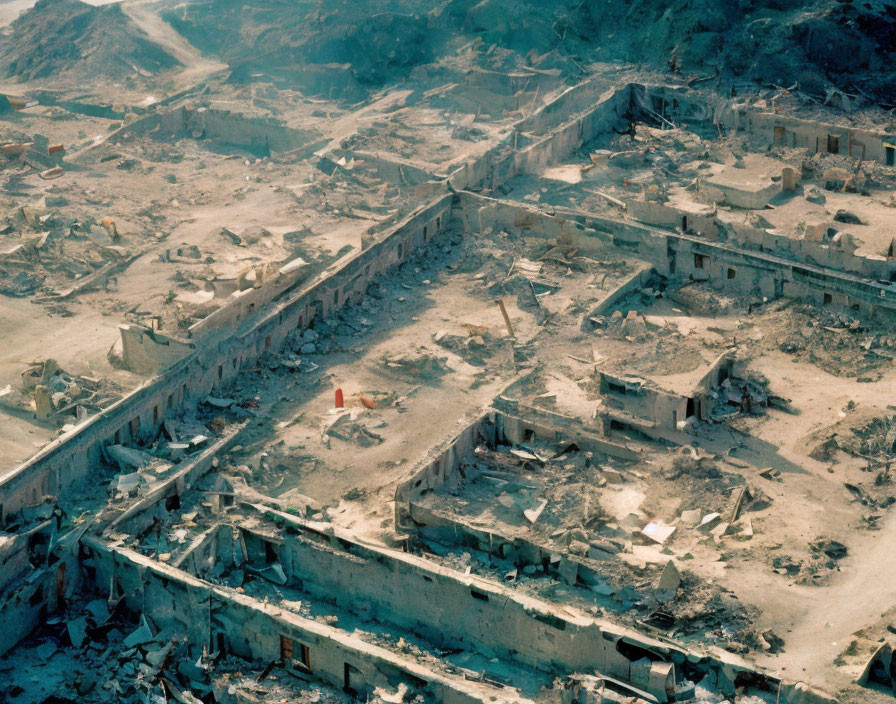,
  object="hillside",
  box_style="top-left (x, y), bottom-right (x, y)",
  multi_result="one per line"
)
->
top-left (442, 0), bottom-right (896, 106)
top-left (161, 0), bottom-right (431, 91)
top-left (0, 0), bottom-right (893, 106)
top-left (151, 0), bottom-right (896, 107)
top-left (0, 0), bottom-right (181, 82)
